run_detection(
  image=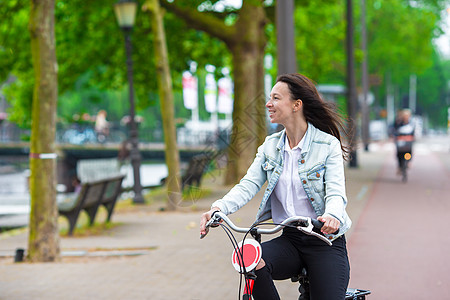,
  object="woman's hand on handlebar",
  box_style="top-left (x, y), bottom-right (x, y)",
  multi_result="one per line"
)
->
top-left (200, 207), bottom-right (221, 236)
top-left (317, 215), bottom-right (340, 235)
